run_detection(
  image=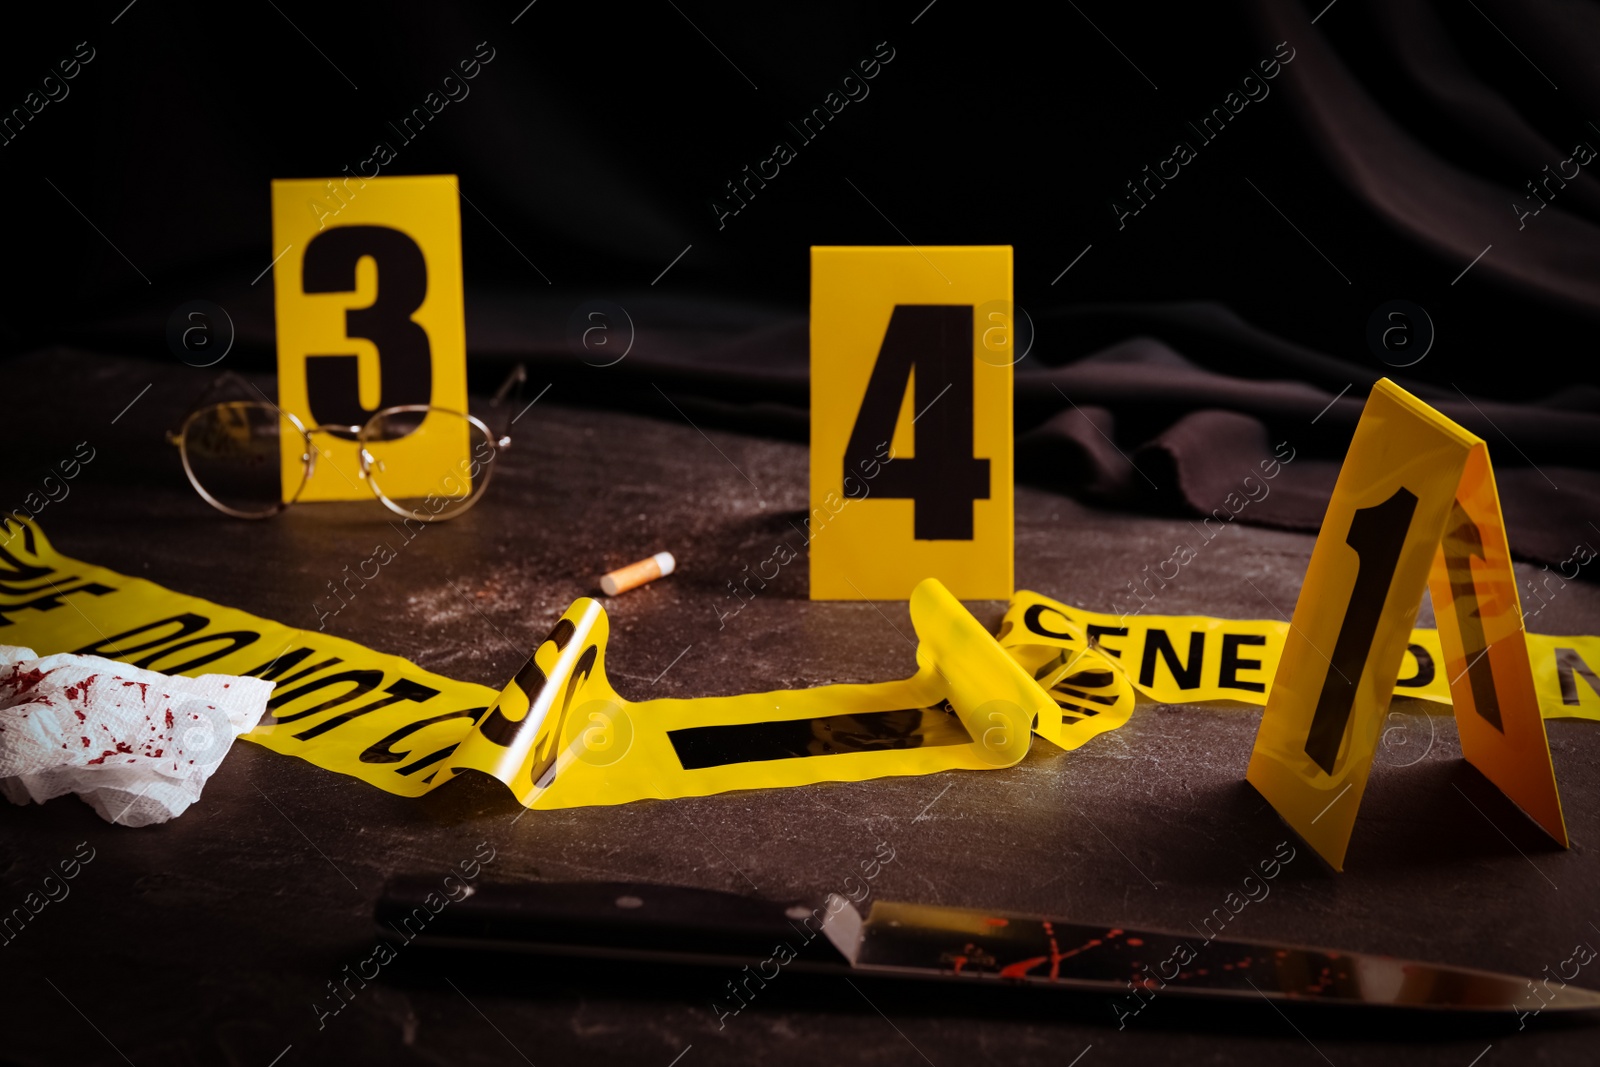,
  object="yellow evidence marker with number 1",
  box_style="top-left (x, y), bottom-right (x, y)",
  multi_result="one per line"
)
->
top-left (1247, 378), bottom-right (1566, 869)
top-left (809, 246), bottom-right (1014, 601)
top-left (271, 174), bottom-right (471, 503)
